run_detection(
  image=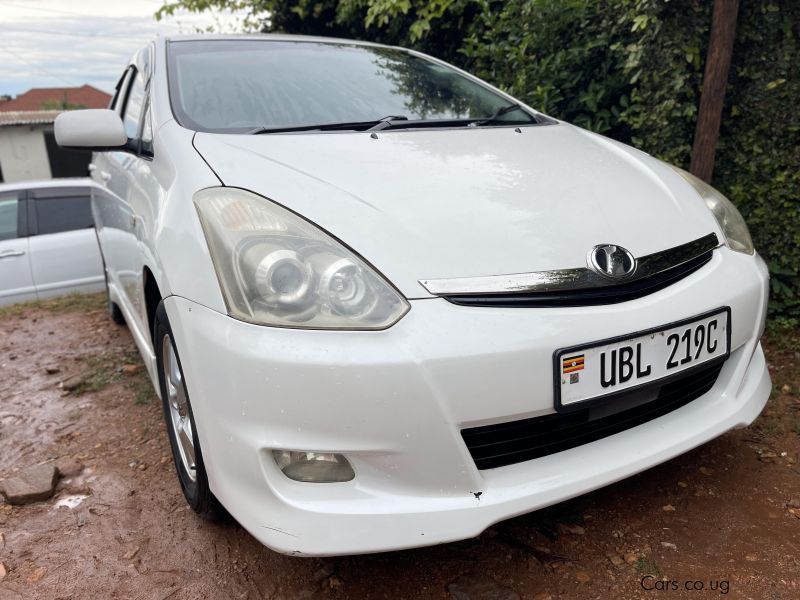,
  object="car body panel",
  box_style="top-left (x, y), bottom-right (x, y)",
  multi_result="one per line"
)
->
top-left (164, 248), bottom-right (770, 555)
top-left (0, 237), bottom-right (35, 305)
top-left (0, 179), bottom-right (104, 306)
top-left (27, 229), bottom-right (104, 299)
top-left (193, 124), bottom-right (724, 298)
top-left (72, 34), bottom-right (770, 556)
